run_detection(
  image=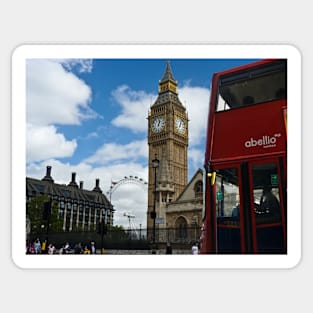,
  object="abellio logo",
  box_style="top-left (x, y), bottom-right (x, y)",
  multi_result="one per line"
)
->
top-left (244, 133), bottom-right (281, 149)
